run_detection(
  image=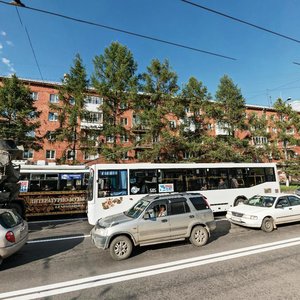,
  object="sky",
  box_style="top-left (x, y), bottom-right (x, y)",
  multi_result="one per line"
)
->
top-left (1, 0), bottom-right (300, 107)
